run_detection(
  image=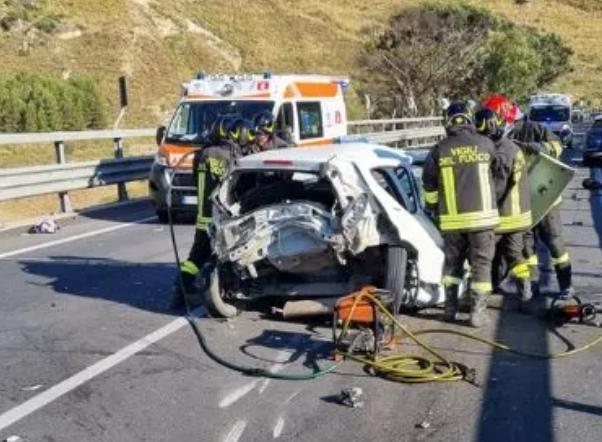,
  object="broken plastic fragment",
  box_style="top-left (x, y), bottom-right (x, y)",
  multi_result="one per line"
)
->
top-left (339, 387), bottom-right (364, 408)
